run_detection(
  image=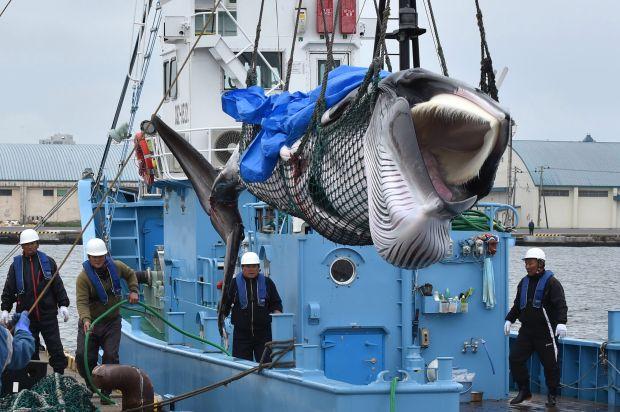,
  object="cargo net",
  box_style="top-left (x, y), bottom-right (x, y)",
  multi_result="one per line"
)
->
top-left (239, 68), bottom-right (382, 246)
top-left (0, 373), bottom-right (96, 412)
